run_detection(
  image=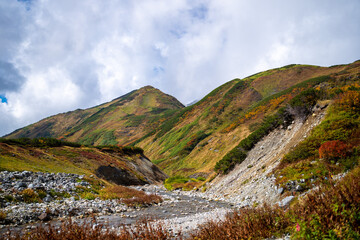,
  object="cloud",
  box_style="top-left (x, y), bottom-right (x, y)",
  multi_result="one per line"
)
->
top-left (0, 61), bottom-right (25, 92)
top-left (0, 0), bottom-right (360, 136)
